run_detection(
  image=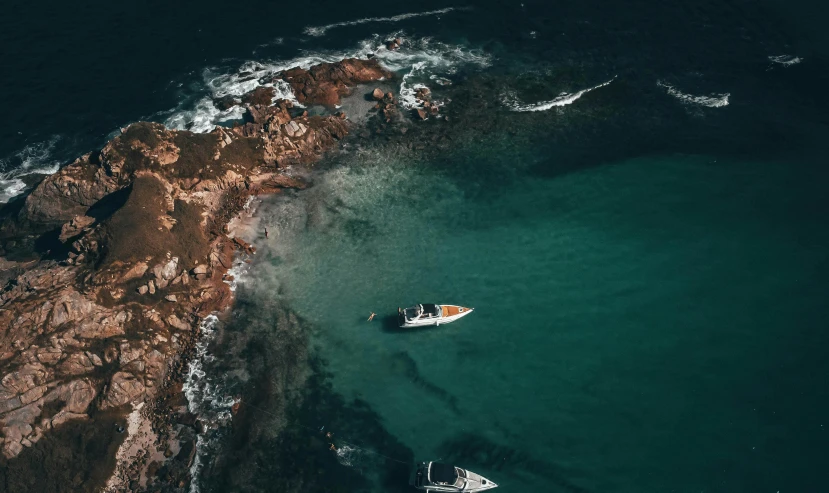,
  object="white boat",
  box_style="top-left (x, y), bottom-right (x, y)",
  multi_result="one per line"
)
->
top-left (398, 304), bottom-right (473, 328)
top-left (413, 461), bottom-right (497, 492)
